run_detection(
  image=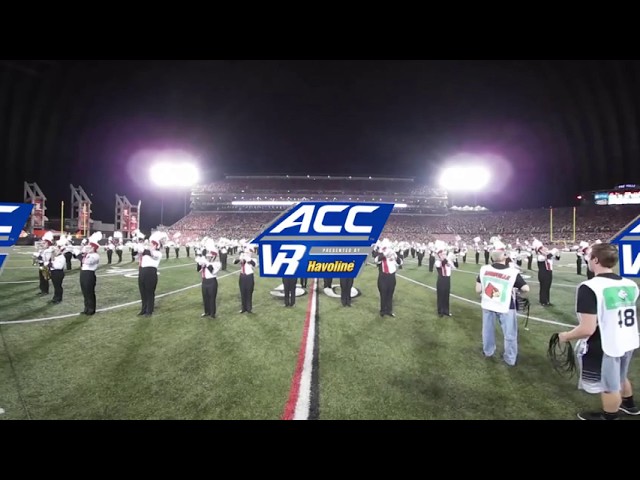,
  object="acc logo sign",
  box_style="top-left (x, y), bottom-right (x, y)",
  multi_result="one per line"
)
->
top-left (0, 203), bottom-right (34, 277)
top-left (610, 213), bottom-right (640, 278)
top-left (253, 202), bottom-right (394, 279)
